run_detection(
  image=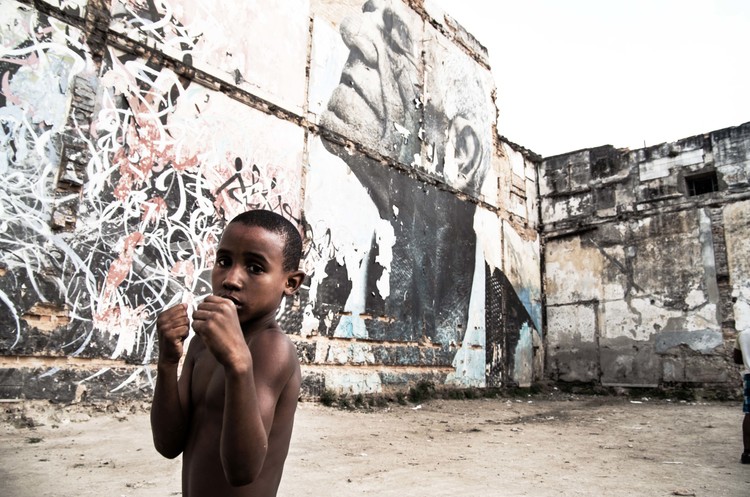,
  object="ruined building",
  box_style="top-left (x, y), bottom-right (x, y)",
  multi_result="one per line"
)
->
top-left (541, 125), bottom-right (750, 387)
top-left (0, 0), bottom-right (746, 401)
